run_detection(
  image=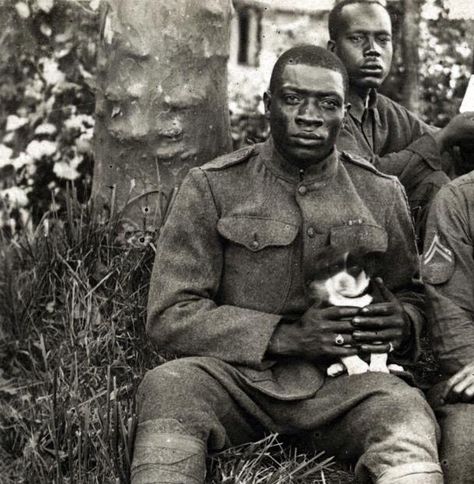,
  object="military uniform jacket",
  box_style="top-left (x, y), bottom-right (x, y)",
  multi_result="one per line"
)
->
top-left (336, 91), bottom-right (445, 198)
top-left (147, 138), bottom-right (425, 400)
top-left (423, 172), bottom-right (474, 376)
